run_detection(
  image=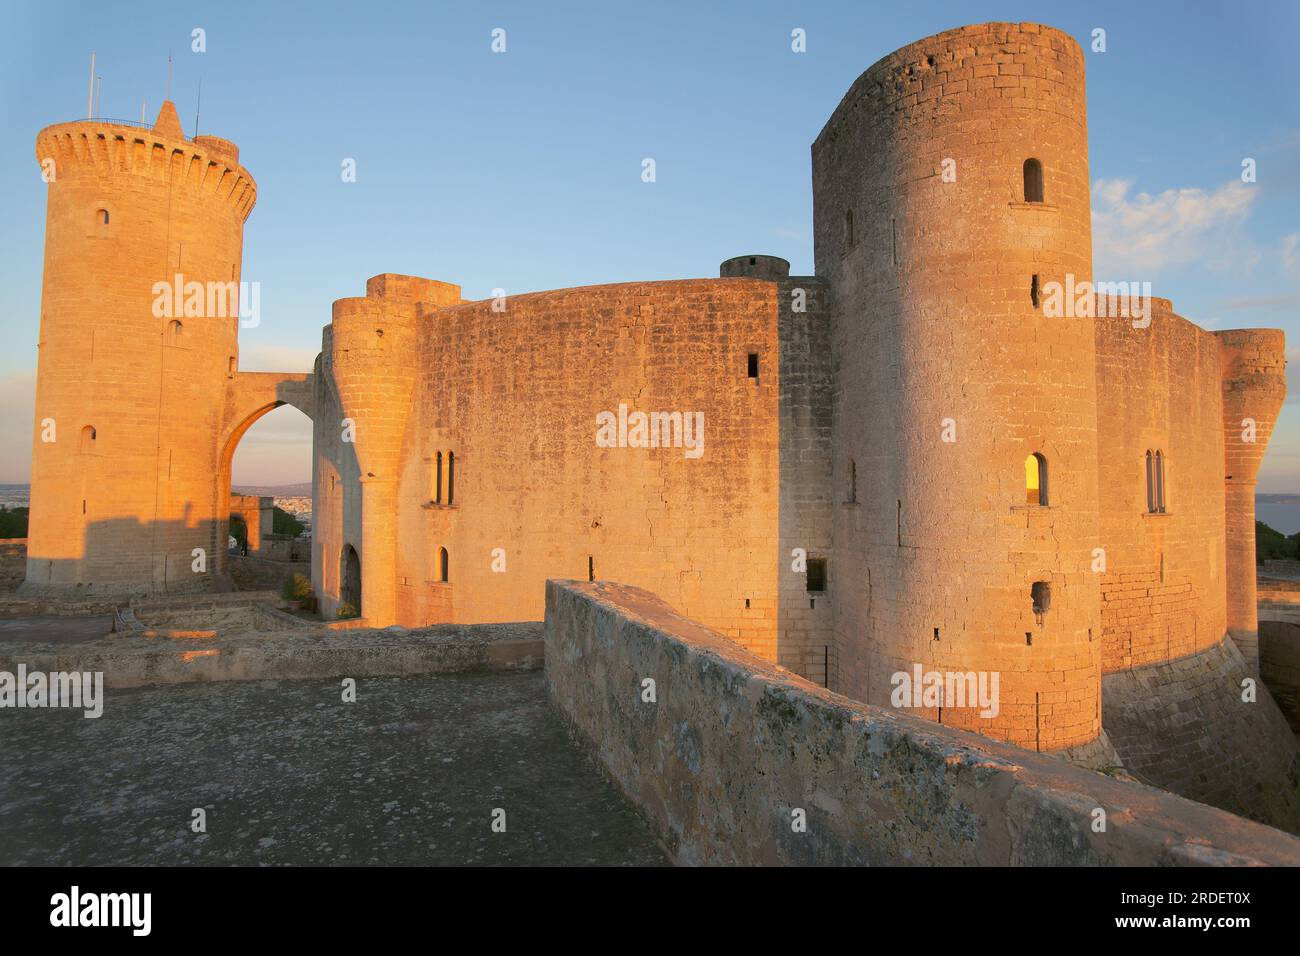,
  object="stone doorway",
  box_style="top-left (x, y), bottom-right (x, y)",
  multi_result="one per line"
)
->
top-left (340, 544), bottom-right (361, 616)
